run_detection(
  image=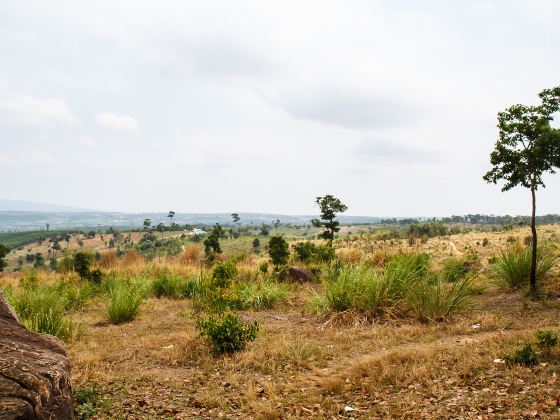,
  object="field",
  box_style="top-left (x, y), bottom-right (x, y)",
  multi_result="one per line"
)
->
top-left (2, 224), bottom-right (560, 418)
